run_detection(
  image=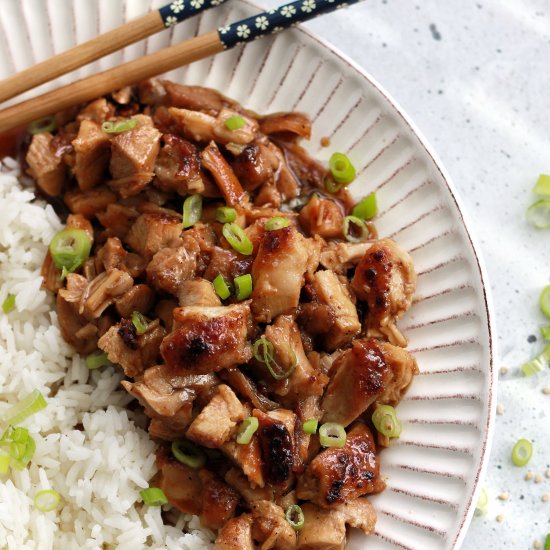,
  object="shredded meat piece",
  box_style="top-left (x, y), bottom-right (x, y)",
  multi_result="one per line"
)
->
top-left (162, 81), bottom-right (231, 114)
top-left (260, 112), bottom-right (311, 139)
top-left (146, 245), bottom-right (197, 296)
top-left (26, 132), bottom-right (66, 196)
top-left (250, 500), bottom-right (297, 550)
top-left (114, 283), bottom-right (155, 318)
top-left (299, 195), bottom-right (344, 239)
